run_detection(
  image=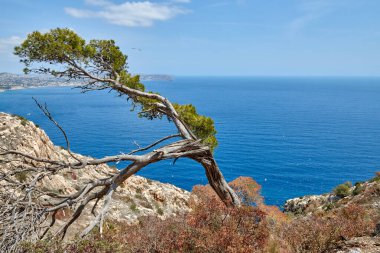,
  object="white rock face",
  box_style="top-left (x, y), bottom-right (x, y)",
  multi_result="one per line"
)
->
top-left (284, 194), bottom-right (340, 214)
top-left (0, 112), bottom-right (191, 237)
